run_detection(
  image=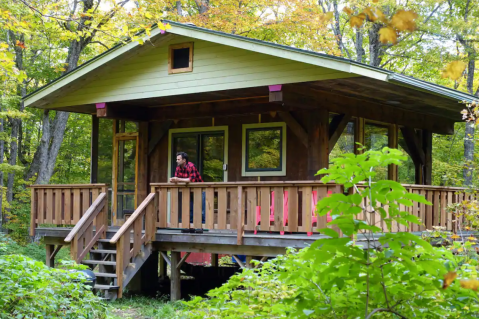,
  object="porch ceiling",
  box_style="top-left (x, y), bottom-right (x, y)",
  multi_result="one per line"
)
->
top-left (58, 77), bottom-right (461, 133)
